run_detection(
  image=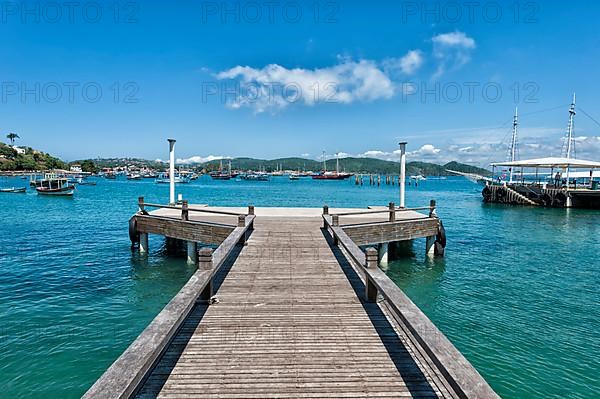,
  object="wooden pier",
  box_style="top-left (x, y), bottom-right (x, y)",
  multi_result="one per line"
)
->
top-left (84, 200), bottom-right (497, 398)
